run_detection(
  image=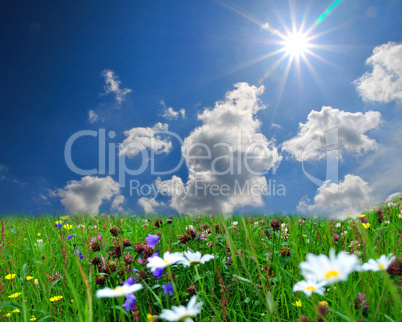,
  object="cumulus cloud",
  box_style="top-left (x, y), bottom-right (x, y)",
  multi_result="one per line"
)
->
top-left (53, 176), bottom-right (124, 214)
top-left (157, 82), bottom-right (282, 214)
top-left (101, 69), bottom-right (132, 103)
top-left (282, 106), bottom-right (382, 162)
top-left (160, 100), bottom-right (186, 120)
top-left (297, 174), bottom-right (374, 218)
top-left (120, 122), bottom-right (172, 158)
top-left (138, 197), bottom-right (164, 214)
top-left (354, 42), bottom-right (402, 104)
